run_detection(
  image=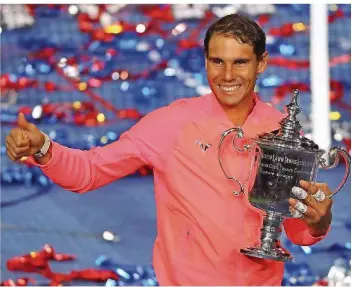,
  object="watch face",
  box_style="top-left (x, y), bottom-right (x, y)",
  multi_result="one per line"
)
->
top-left (34, 152), bottom-right (43, 159)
